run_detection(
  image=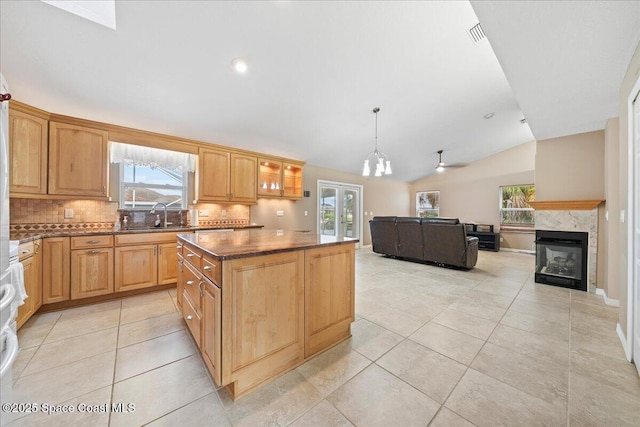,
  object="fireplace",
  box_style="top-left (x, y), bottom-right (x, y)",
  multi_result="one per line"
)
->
top-left (535, 230), bottom-right (588, 291)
